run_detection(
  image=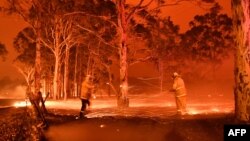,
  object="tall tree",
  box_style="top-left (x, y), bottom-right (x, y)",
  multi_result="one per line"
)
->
top-left (32, 0), bottom-right (43, 104)
top-left (13, 27), bottom-right (51, 113)
top-left (39, 0), bottom-right (78, 99)
top-left (13, 28), bottom-right (36, 87)
top-left (72, 0), bottom-right (119, 97)
top-left (141, 15), bottom-right (180, 93)
top-left (74, 0), bottom-right (215, 107)
top-left (232, 0), bottom-right (250, 122)
top-left (3, 0), bottom-right (48, 125)
top-left (181, 3), bottom-right (233, 80)
top-left (114, 0), bottom-right (215, 107)
top-left (63, 18), bottom-right (75, 100)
